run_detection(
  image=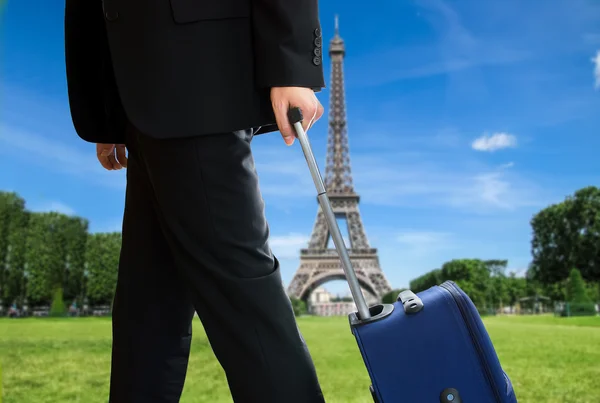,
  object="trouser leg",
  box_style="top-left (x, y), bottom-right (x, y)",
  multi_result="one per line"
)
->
top-left (132, 125), bottom-right (325, 403)
top-left (108, 126), bottom-right (196, 403)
